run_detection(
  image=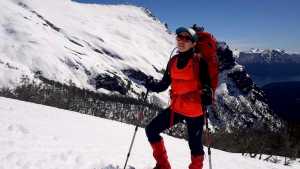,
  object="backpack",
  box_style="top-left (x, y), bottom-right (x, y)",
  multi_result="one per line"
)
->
top-left (192, 24), bottom-right (219, 93)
